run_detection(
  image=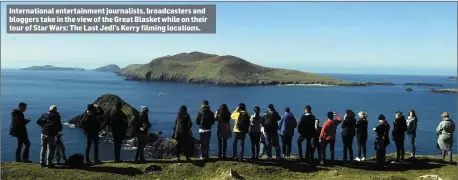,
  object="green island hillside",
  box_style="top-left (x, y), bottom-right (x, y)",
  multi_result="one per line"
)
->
top-left (93, 64), bottom-right (121, 72)
top-left (1, 154), bottom-right (456, 180)
top-left (20, 65), bottom-right (85, 71)
top-left (118, 52), bottom-right (366, 86)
